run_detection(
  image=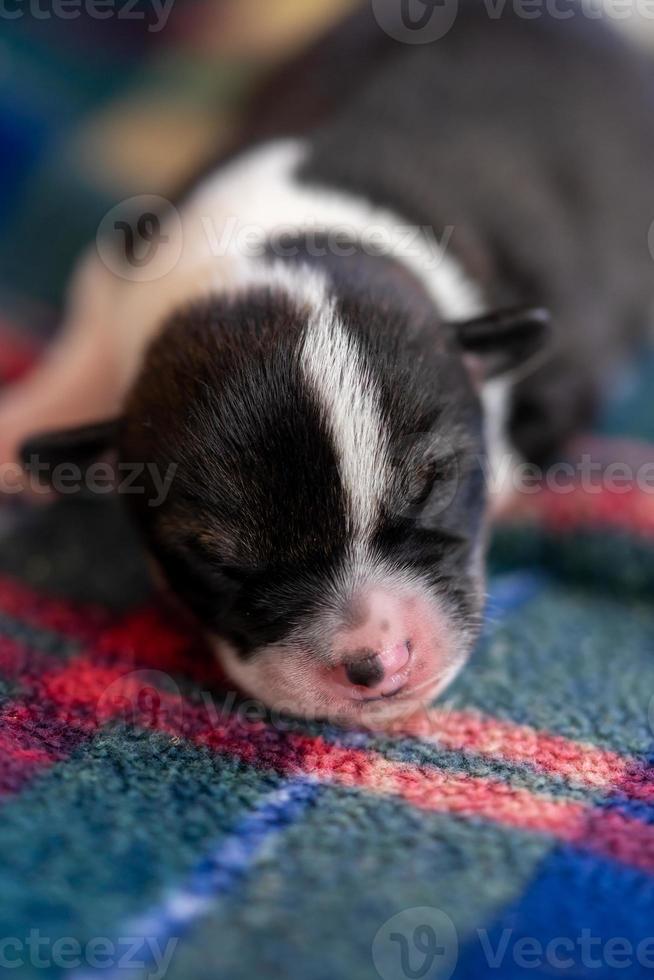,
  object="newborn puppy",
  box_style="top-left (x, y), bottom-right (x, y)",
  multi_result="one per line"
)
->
top-left (8, 1), bottom-right (654, 724)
